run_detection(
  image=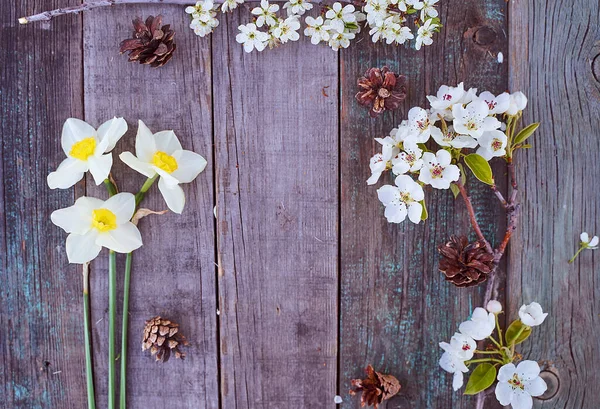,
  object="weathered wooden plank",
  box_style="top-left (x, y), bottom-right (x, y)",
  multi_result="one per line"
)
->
top-left (508, 1), bottom-right (600, 408)
top-left (212, 8), bottom-right (339, 408)
top-left (83, 6), bottom-right (218, 408)
top-left (339, 1), bottom-right (508, 407)
top-left (0, 1), bottom-right (87, 407)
